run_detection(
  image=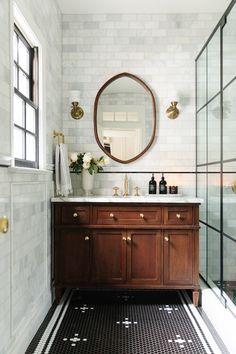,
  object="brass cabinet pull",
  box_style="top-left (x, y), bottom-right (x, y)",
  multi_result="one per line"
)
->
top-left (127, 236), bottom-right (131, 241)
top-left (140, 213), bottom-right (144, 218)
top-left (84, 236), bottom-right (90, 241)
top-left (110, 213), bottom-right (114, 218)
top-left (73, 212), bottom-right (78, 218)
top-left (176, 213), bottom-right (181, 219)
top-left (0, 216), bottom-right (8, 234)
top-left (122, 237), bottom-right (127, 241)
top-left (164, 236), bottom-right (169, 241)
